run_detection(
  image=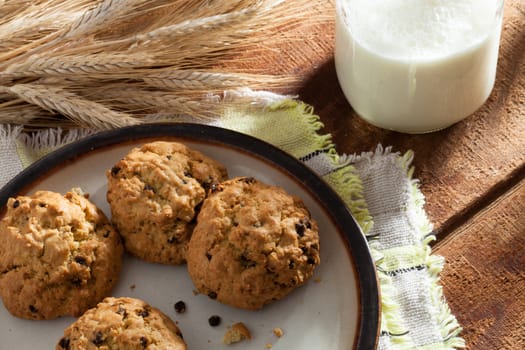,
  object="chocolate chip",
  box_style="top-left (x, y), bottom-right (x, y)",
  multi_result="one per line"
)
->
top-left (167, 155), bottom-right (172, 160)
top-left (304, 219), bottom-right (312, 229)
top-left (58, 337), bottom-right (70, 350)
top-left (205, 253), bottom-right (212, 261)
top-left (103, 230), bottom-right (110, 238)
top-left (29, 305), bottom-right (37, 313)
top-left (295, 218), bottom-right (312, 237)
top-left (176, 330), bottom-right (184, 339)
top-left (207, 291), bottom-right (217, 299)
top-left (70, 277), bottom-right (82, 287)
top-left (74, 256), bottom-right (87, 266)
top-left (143, 184), bottom-right (155, 192)
top-left (184, 170), bottom-right (192, 177)
top-left (136, 309), bottom-right (150, 318)
top-left (111, 166), bottom-right (121, 176)
top-left (174, 300), bottom-right (186, 313)
top-left (209, 183), bottom-right (222, 193)
top-left (38, 202), bottom-right (46, 208)
top-left (92, 331), bottom-right (104, 346)
top-left (167, 236), bottom-right (178, 244)
top-left (288, 260), bottom-right (296, 269)
top-left (295, 223), bottom-right (306, 237)
top-left (12, 200), bottom-right (20, 209)
top-left (208, 315), bottom-right (221, 326)
top-left (116, 305), bottom-right (128, 319)
top-left (240, 254), bottom-right (256, 268)
top-left (140, 336), bottom-right (148, 348)
top-left (307, 256), bottom-right (317, 265)
top-left (240, 177), bottom-right (256, 184)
